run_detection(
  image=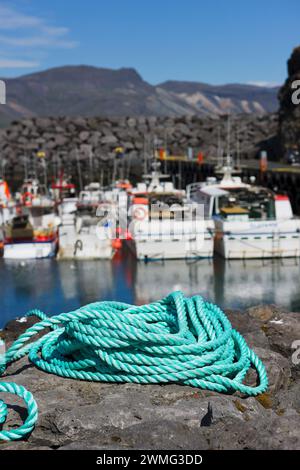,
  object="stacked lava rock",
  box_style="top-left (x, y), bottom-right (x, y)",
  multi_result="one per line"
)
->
top-left (0, 113), bottom-right (279, 187)
top-left (278, 46), bottom-right (300, 156)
